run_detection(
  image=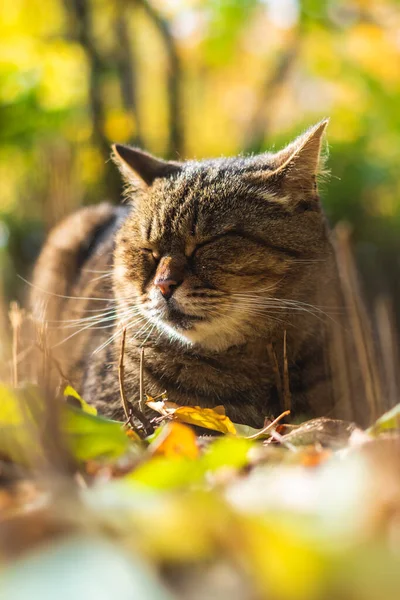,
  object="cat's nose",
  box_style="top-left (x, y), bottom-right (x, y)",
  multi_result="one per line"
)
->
top-left (154, 256), bottom-right (185, 300)
top-left (154, 278), bottom-right (179, 300)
